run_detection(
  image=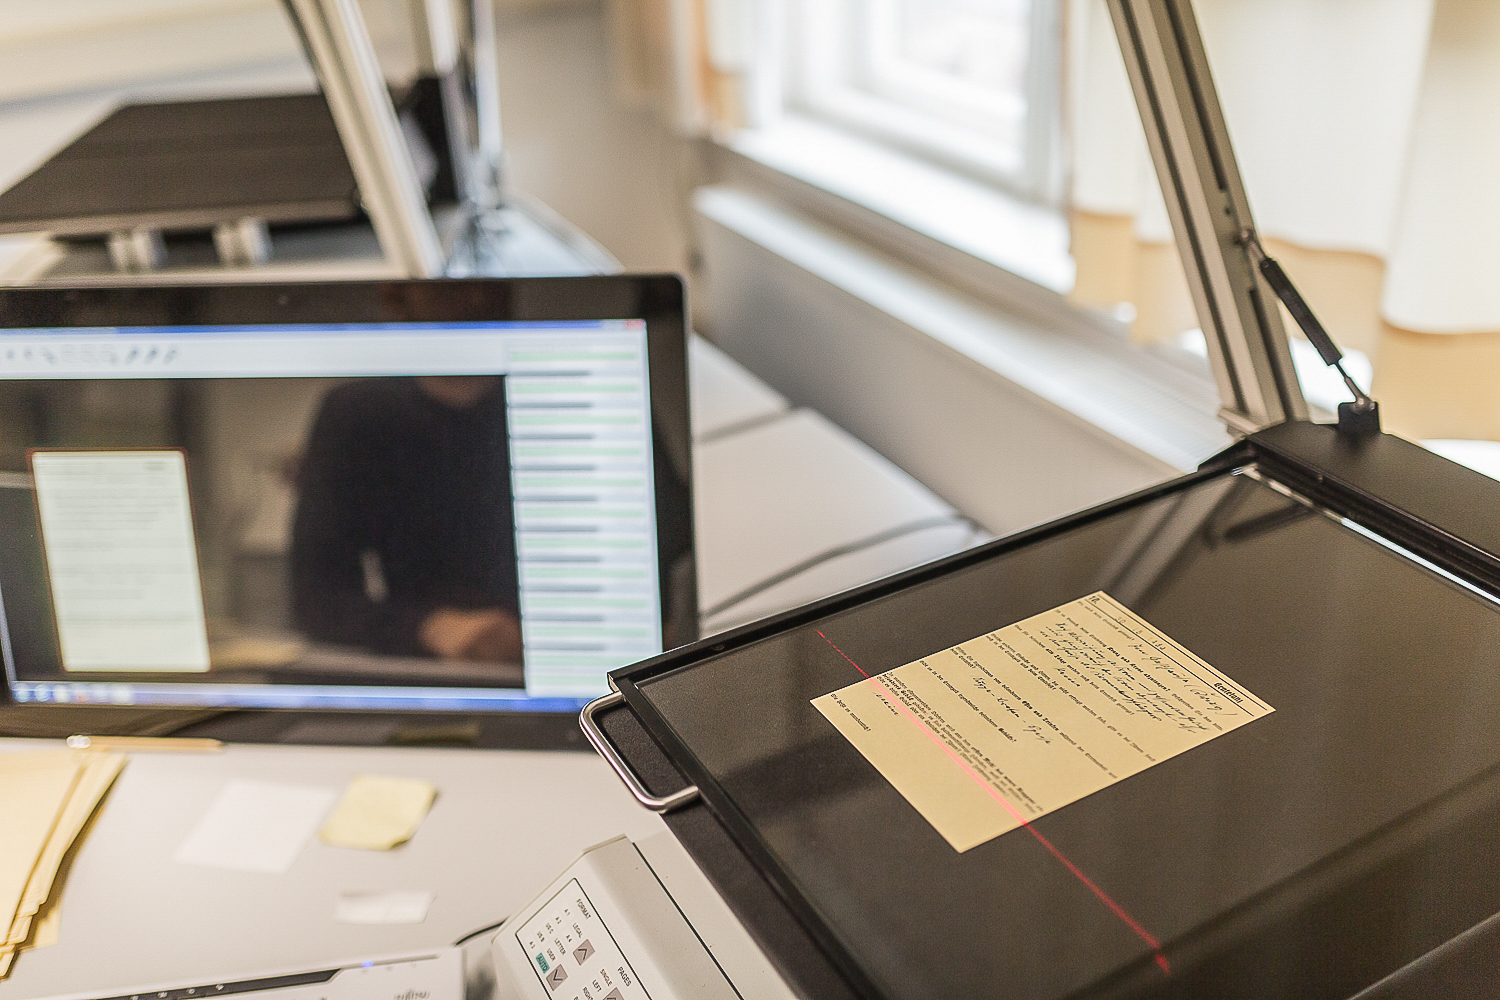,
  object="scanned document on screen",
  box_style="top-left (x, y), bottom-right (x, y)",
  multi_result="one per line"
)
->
top-left (812, 592), bottom-right (1274, 852)
top-left (31, 450), bottom-right (211, 672)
